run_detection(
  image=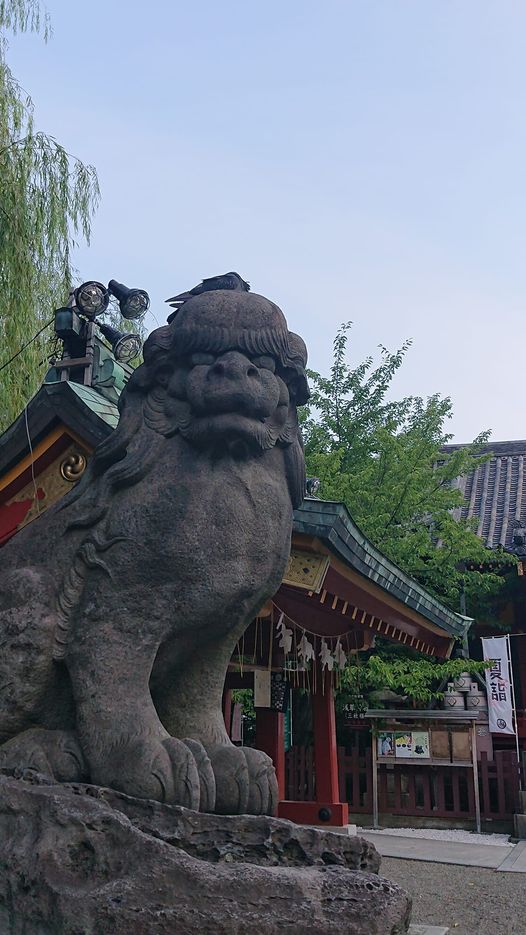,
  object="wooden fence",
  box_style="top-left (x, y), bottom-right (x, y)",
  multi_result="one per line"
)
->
top-left (285, 745), bottom-right (521, 822)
